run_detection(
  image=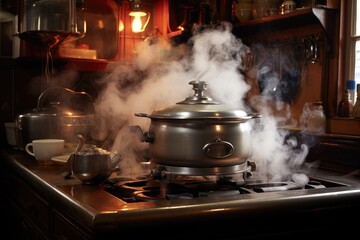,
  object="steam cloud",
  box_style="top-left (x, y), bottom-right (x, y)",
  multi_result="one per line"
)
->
top-left (92, 23), bottom-right (310, 182)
